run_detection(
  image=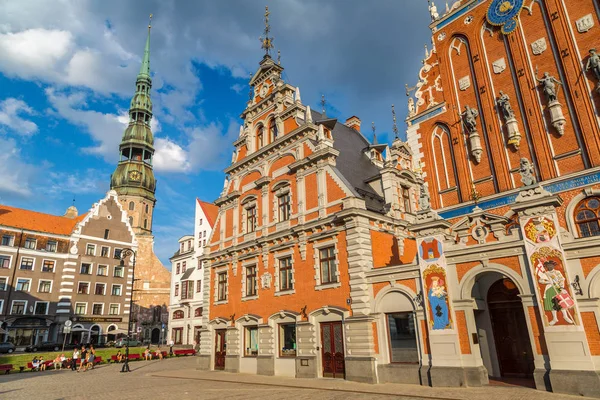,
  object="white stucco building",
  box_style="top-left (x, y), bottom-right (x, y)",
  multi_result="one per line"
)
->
top-left (167, 199), bottom-right (218, 346)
